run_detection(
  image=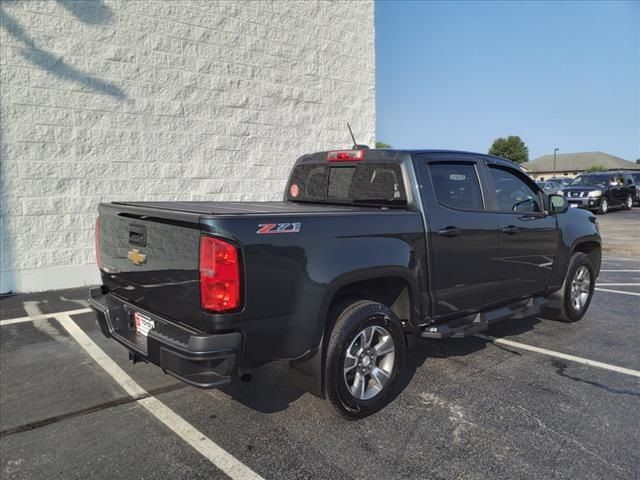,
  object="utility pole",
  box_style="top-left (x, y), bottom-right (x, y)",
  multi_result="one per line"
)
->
top-left (553, 148), bottom-right (559, 177)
